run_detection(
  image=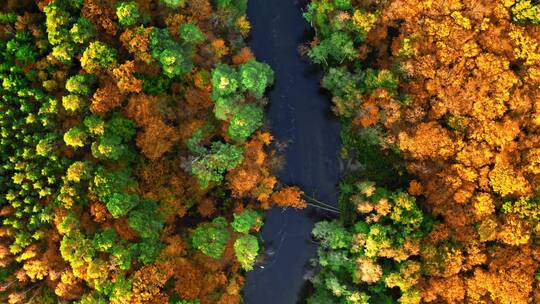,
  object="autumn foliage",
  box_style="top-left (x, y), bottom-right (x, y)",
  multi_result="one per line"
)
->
top-left (307, 0), bottom-right (540, 303)
top-left (0, 0), bottom-right (296, 303)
